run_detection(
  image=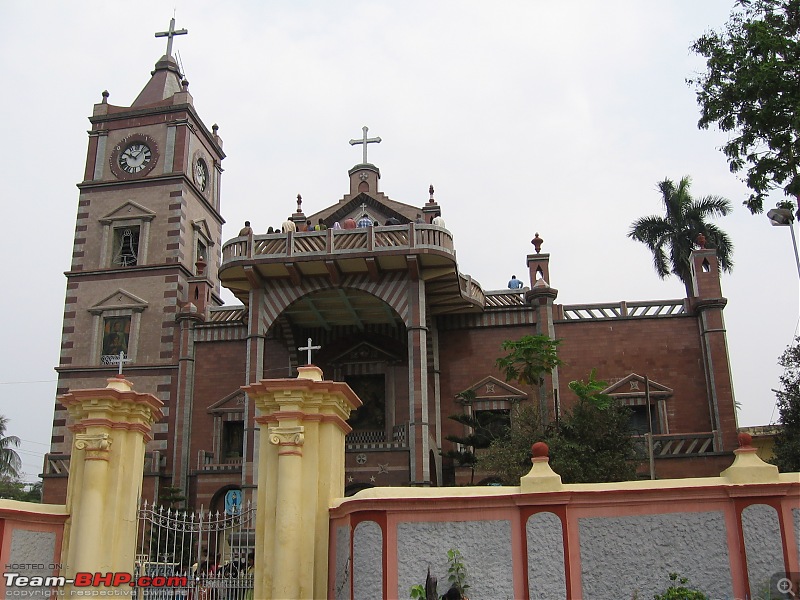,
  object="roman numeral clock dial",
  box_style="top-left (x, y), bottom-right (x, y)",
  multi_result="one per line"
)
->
top-left (109, 134), bottom-right (159, 180)
top-left (119, 143), bottom-right (152, 173)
